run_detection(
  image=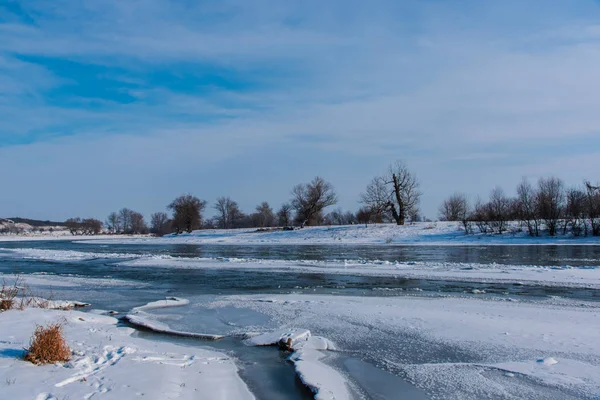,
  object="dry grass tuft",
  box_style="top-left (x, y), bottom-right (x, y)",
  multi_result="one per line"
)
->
top-left (24, 323), bottom-right (71, 365)
top-left (0, 275), bottom-right (57, 311)
top-left (0, 278), bottom-right (21, 311)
